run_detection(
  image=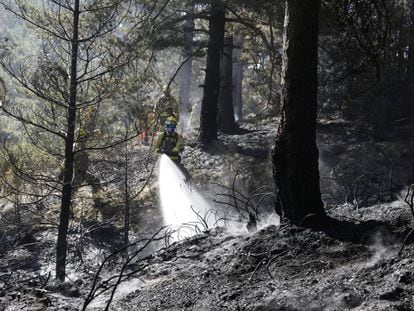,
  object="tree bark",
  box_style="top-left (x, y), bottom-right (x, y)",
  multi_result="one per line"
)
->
top-left (232, 35), bottom-right (244, 122)
top-left (199, 0), bottom-right (225, 145)
top-left (404, 0), bottom-right (414, 122)
top-left (273, 0), bottom-right (325, 226)
top-left (219, 36), bottom-right (236, 133)
top-left (56, 0), bottom-right (79, 282)
top-left (124, 142), bottom-right (130, 250)
top-left (407, 1), bottom-right (414, 85)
